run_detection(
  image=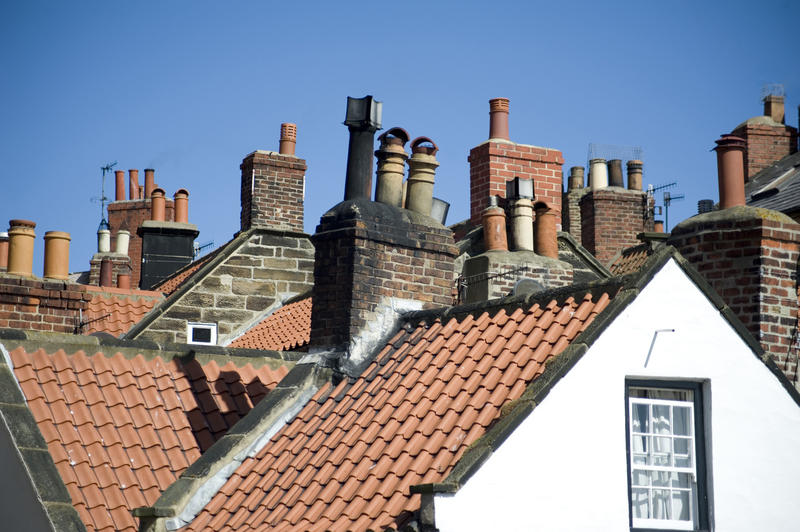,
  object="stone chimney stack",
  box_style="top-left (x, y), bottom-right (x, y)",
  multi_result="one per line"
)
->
top-left (764, 94), bottom-right (785, 124)
top-left (240, 123), bottom-right (306, 232)
top-left (469, 98), bottom-right (564, 225)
